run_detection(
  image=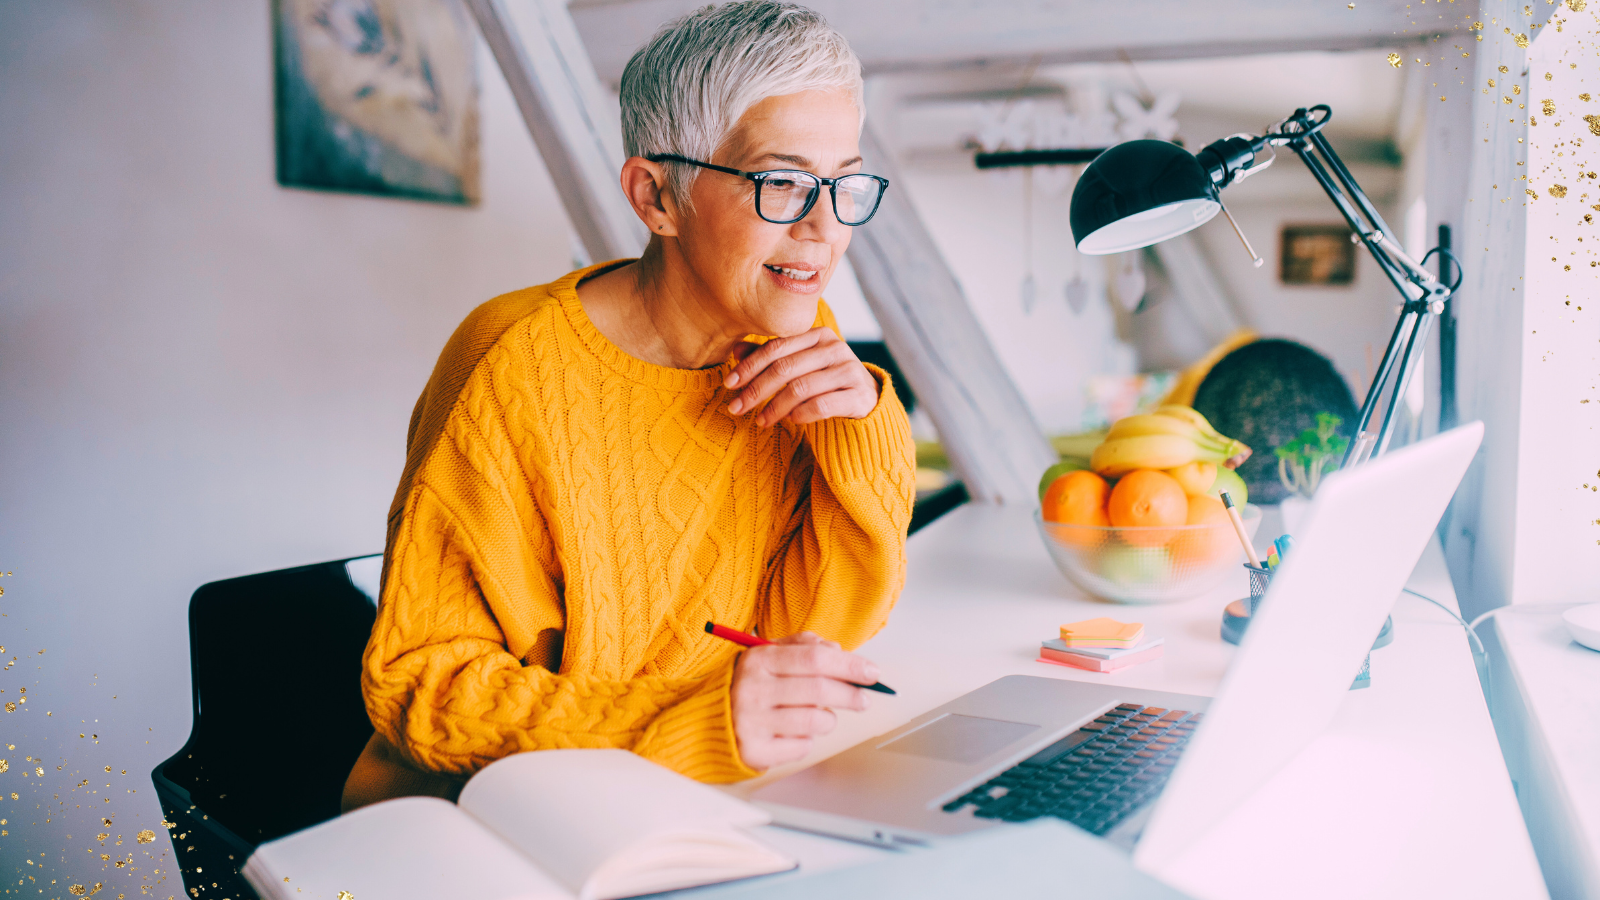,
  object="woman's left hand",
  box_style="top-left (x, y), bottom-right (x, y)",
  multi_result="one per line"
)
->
top-left (724, 327), bottom-right (879, 427)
